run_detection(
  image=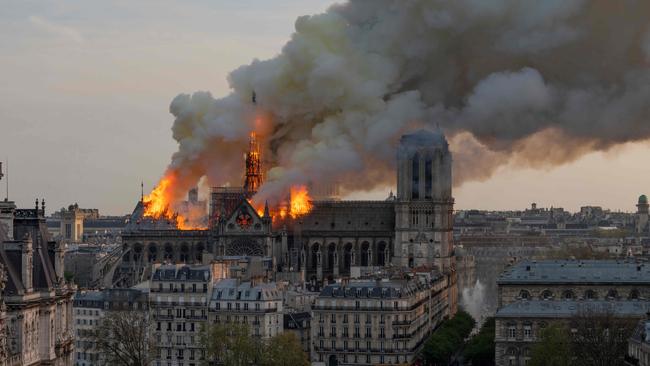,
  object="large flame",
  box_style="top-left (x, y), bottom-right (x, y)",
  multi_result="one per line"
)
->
top-left (142, 173), bottom-right (205, 230)
top-left (289, 185), bottom-right (312, 218)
